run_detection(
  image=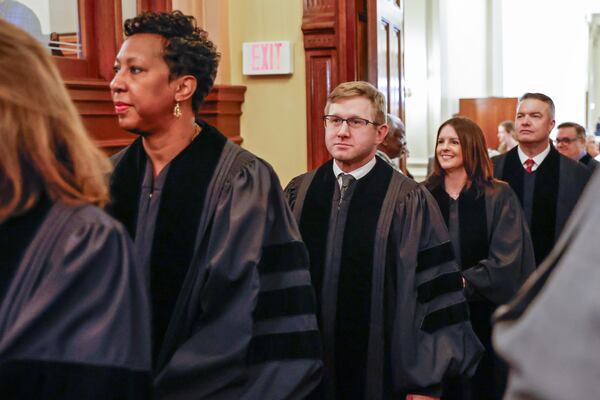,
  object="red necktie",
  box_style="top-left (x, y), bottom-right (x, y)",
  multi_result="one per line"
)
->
top-left (524, 159), bottom-right (535, 173)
